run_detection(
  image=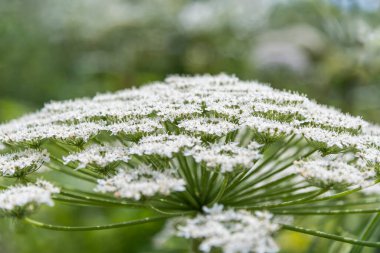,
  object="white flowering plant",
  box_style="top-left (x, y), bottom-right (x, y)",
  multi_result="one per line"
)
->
top-left (1, 74), bottom-right (380, 252)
